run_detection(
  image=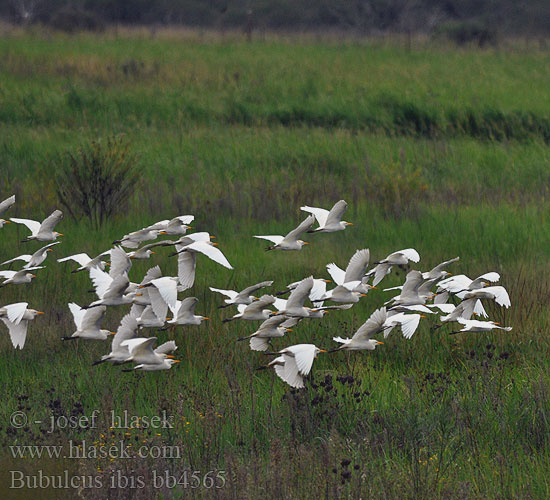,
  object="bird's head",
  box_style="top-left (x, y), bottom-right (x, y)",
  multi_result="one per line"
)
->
top-left (54, 232), bottom-right (63, 238)
top-left (298, 240), bottom-right (310, 247)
